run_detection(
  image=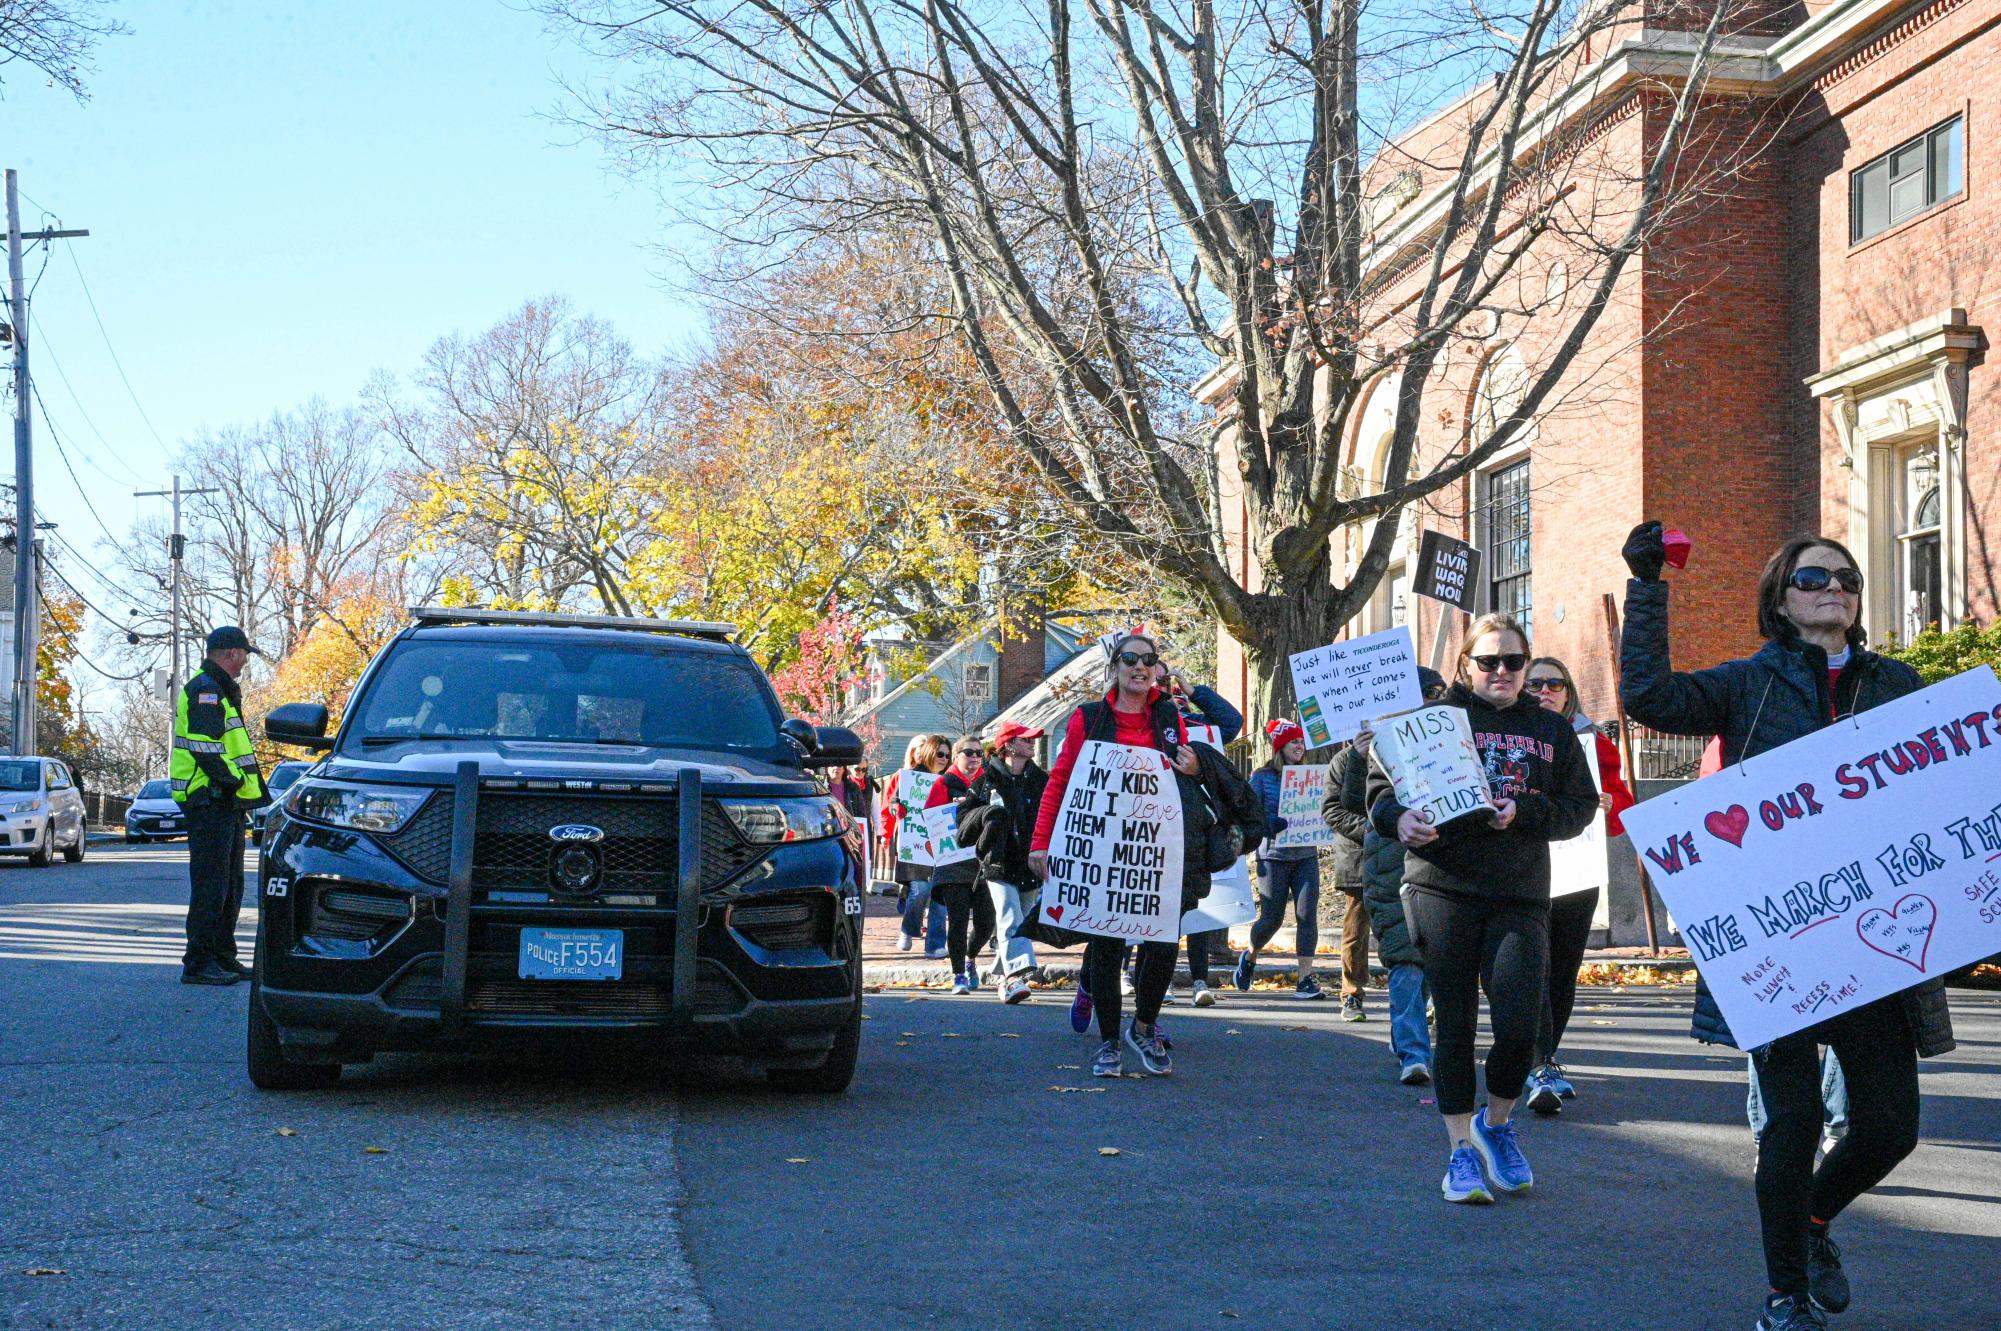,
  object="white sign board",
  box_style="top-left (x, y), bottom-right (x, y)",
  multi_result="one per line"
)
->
top-left (921, 801), bottom-right (977, 868)
top-left (1270, 764), bottom-right (1337, 850)
top-left (893, 771), bottom-right (940, 866)
top-left (1183, 855), bottom-right (1256, 934)
top-left (1371, 705), bottom-right (1499, 829)
top-left (1621, 667), bottom-right (2001, 1050)
top-left (1549, 733), bottom-right (1609, 898)
top-left (1038, 741), bottom-right (1186, 942)
top-left (1288, 627), bottom-right (1424, 747)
